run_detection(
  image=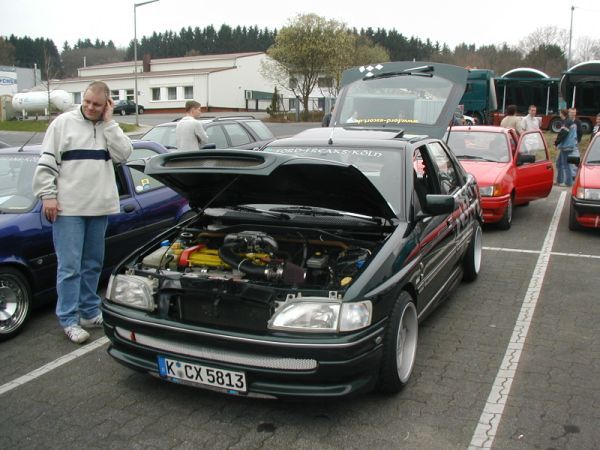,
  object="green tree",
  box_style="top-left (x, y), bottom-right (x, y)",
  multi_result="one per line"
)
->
top-left (261, 14), bottom-right (352, 119)
top-left (0, 37), bottom-right (16, 65)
